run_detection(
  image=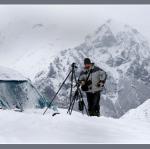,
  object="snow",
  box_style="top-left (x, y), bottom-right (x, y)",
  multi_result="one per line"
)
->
top-left (0, 66), bottom-right (27, 81)
top-left (122, 99), bottom-right (150, 122)
top-left (0, 108), bottom-right (150, 144)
